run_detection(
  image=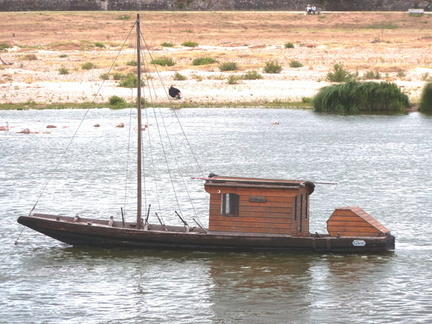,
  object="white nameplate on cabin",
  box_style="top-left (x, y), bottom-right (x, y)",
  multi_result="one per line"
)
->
top-left (352, 240), bottom-right (366, 247)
